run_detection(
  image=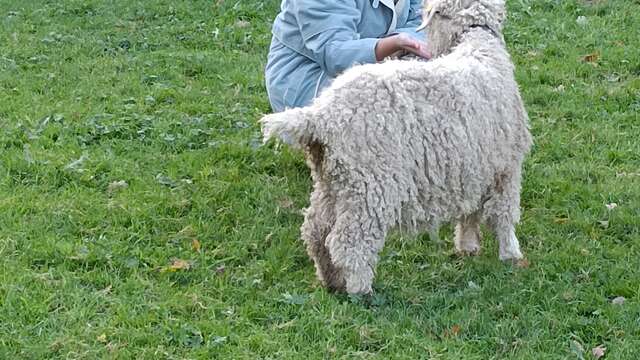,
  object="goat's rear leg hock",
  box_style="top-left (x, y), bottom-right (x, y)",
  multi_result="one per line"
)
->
top-left (301, 189), bottom-right (345, 291)
top-left (485, 173), bottom-right (524, 261)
